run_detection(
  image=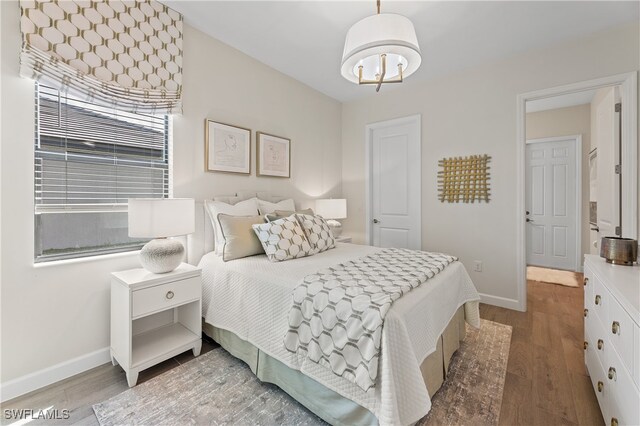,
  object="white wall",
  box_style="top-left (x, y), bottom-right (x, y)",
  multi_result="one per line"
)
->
top-left (0, 0), bottom-right (341, 393)
top-left (341, 22), bottom-right (639, 308)
top-left (525, 104), bottom-right (592, 263)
